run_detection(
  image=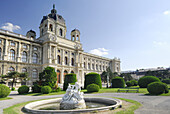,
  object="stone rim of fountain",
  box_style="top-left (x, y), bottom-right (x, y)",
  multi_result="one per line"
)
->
top-left (24, 97), bottom-right (122, 113)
